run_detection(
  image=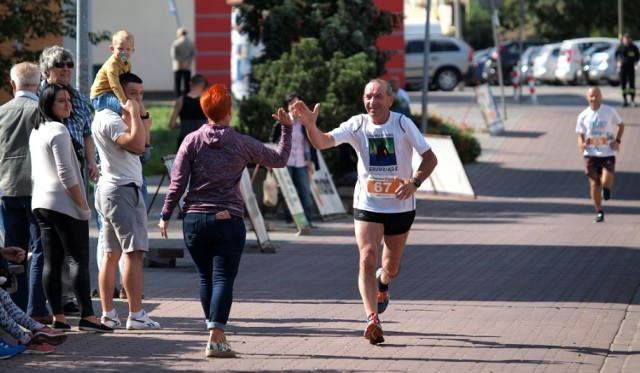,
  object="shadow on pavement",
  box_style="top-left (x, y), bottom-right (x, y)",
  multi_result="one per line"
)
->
top-left (233, 237), bottom-right (640, 305)
top-left (466, 162), bottom-right (640, 201)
